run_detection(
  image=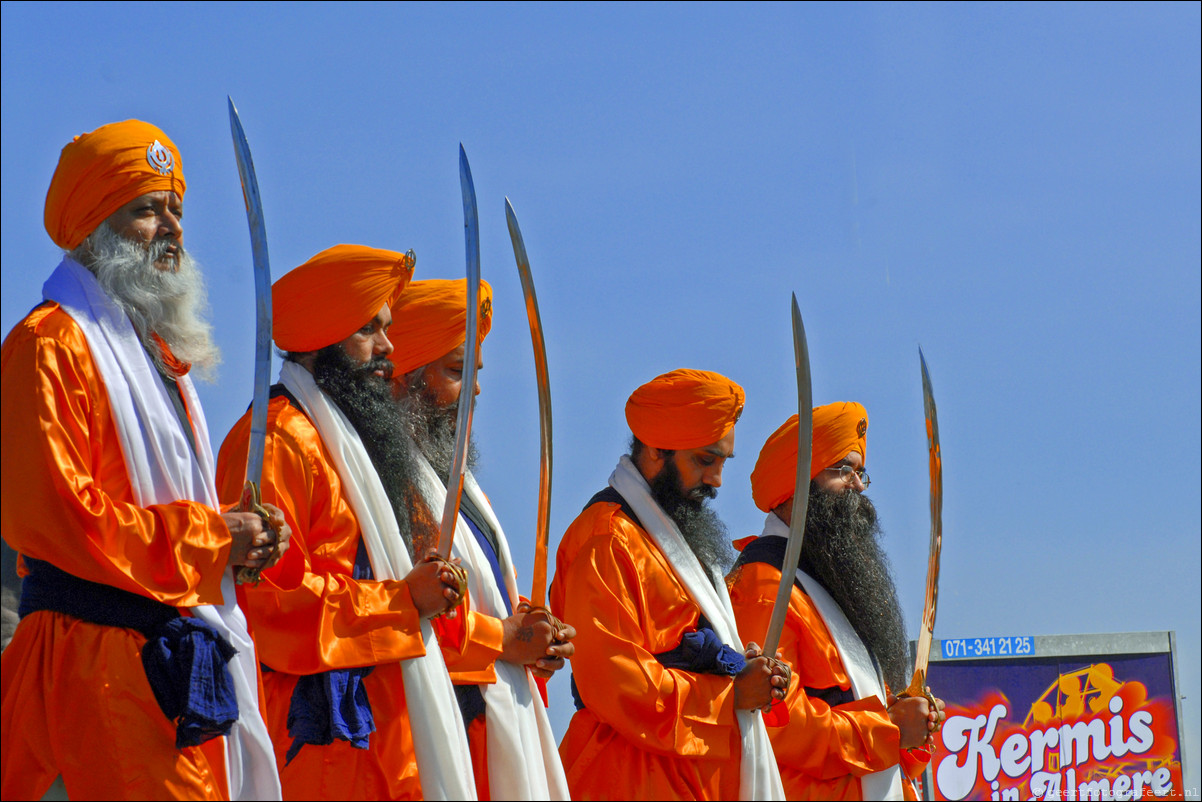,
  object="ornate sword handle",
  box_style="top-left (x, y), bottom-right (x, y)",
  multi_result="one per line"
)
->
top-left (234, 480), bottom-right (276, 586)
